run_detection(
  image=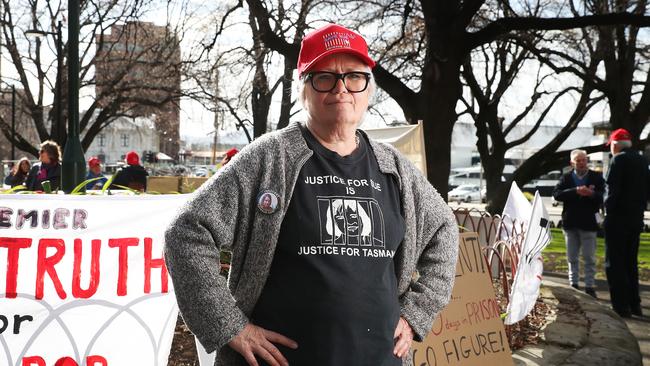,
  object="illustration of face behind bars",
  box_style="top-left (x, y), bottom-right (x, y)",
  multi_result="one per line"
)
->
top-left (318, 197), bottom-right (385, 247)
